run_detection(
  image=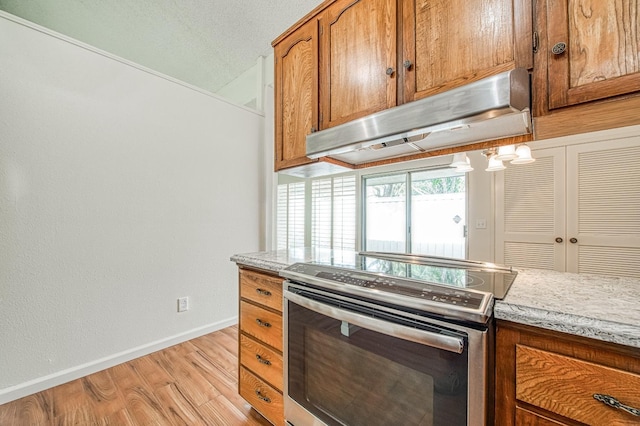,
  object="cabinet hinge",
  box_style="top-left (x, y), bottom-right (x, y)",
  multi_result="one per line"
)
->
top-left (532, 31), bottom-right (539, 53)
